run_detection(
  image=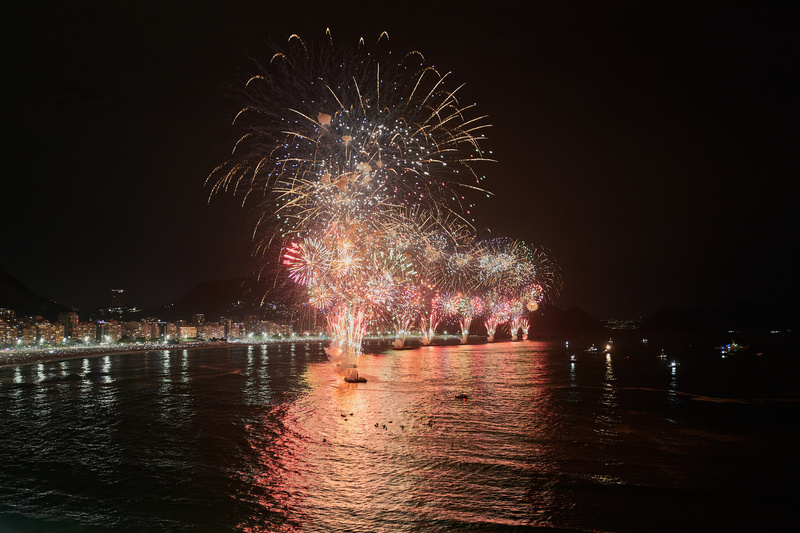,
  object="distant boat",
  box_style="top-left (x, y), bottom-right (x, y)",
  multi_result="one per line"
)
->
top-left (586, 345), bottom-right (598, 353)
top-left (343, 368), bottom-right (366, 383)
top-left (716, 342), bottom-right (748, 355)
